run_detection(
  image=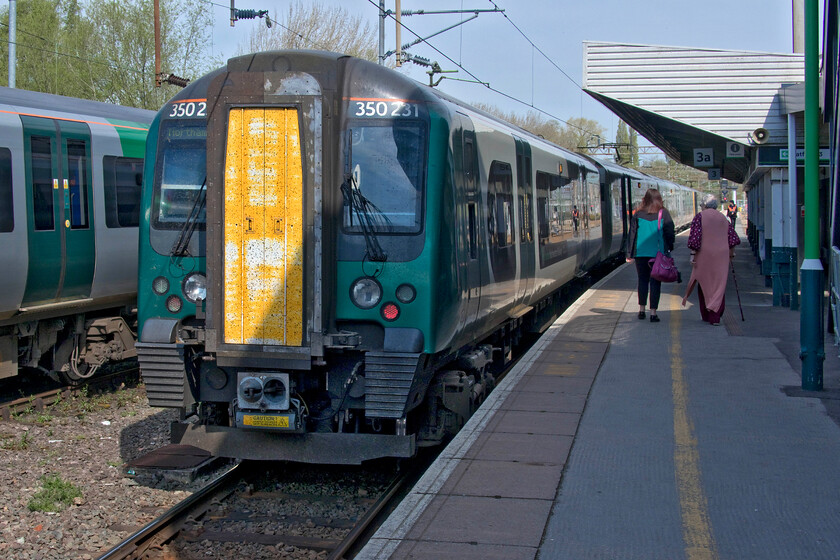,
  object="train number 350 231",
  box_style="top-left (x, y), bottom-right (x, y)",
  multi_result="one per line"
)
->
top-left (353, 100), bottom-right (418, 118)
